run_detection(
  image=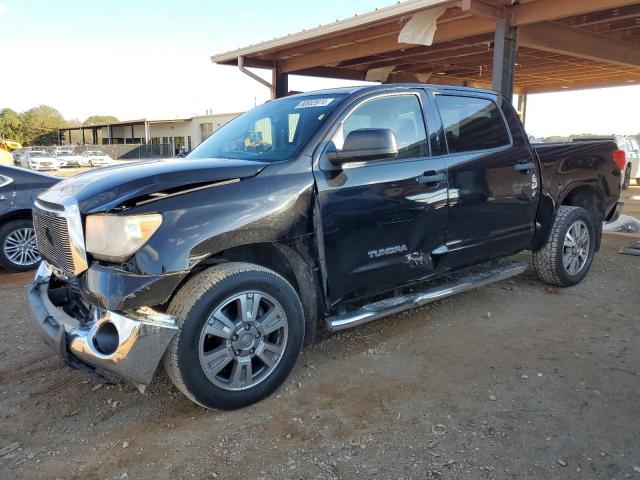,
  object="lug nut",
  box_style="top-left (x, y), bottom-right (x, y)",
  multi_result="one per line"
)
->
top-left (255, 333), bottom-right (260, 338)
top-left (250, 348), bottom-right (255, 354)
top-left (245, 324), bottom-right (250, 331)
